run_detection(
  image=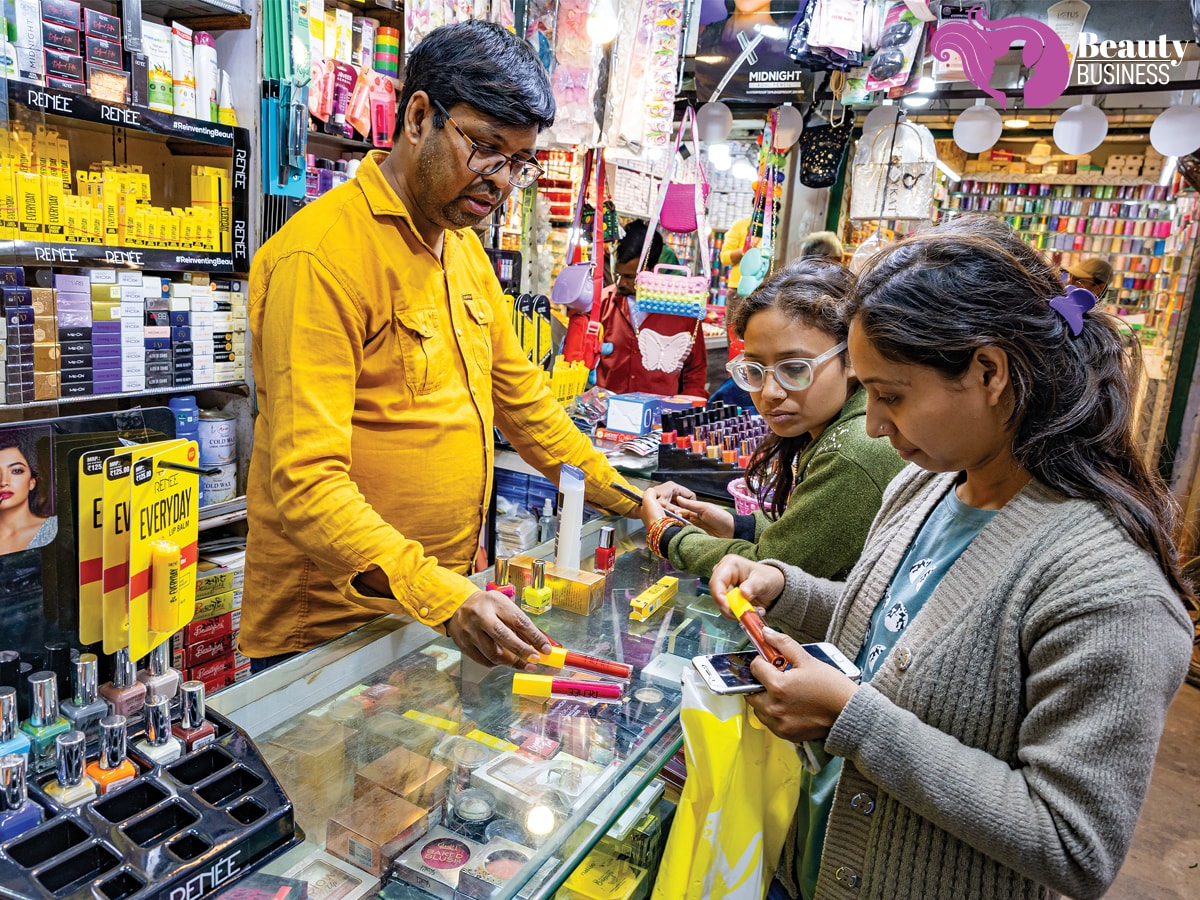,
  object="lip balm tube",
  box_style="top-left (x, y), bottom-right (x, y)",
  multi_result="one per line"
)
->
top-left (725, 587), bottom-right (788, 670)
top-left (594, 526), bottom-right (616, 574)
top-left (512, 673), bottom-right (624, 703)
top-left (149, 539), bottom-right (182, 633)
top-left (536, 646), bottom-right (633, 681)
